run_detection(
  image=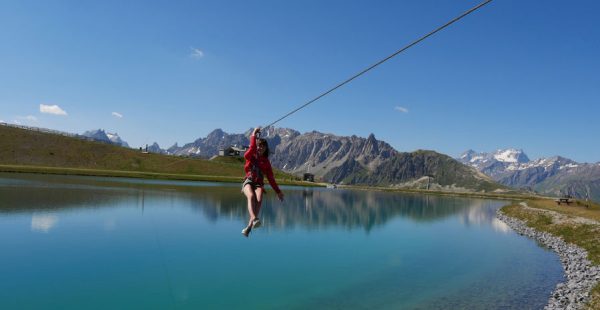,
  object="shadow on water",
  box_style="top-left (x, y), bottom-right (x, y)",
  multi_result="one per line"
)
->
top-left (0, 173), bottom-right (505, 232)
